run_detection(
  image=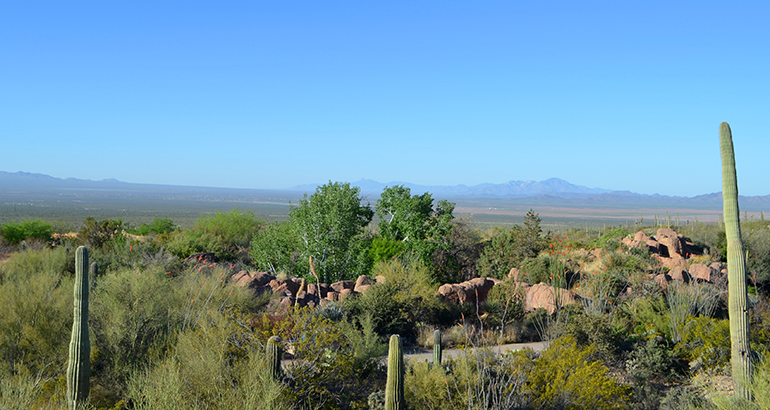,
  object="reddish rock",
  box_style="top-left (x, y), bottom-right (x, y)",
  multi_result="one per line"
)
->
top-left (331, 280), bottom-right (355, 293)
top-left (438, 277), bottom-right (495, 305)
top-left (375, 275), bottom-right (386, 284)
top-left (325, 291), bottom-right (340, 302)
top-left (690, 263), bottom-right (717, 282)
top-left (356, 284), bottom-right (372, 293)
top-left (654, 273), bottom-right (671, 290)
top-left (354, 275), bottom-right (374, 292)
top-left (307, 283), bottom-right (318, 297)
top-left (525, 283), bottom-right (579, 314)
top-left (339, 288), bottom-right (354, 300)
top-left (669, 267), bottom-right (691, 283)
